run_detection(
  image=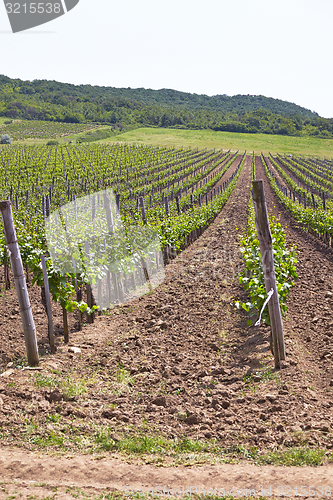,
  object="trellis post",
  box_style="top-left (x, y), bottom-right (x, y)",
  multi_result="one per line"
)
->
top-left (41, 256), bottom-right (56, 353)
top-left (252, 181), bottom-right (286, 369)
top-left (0, 201), bottom-right (39, 366)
